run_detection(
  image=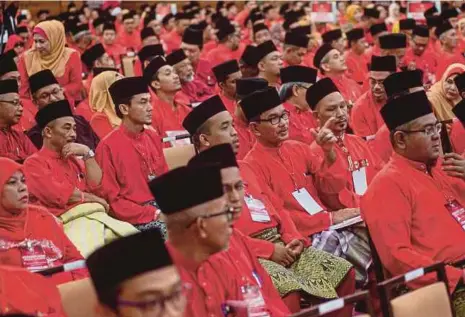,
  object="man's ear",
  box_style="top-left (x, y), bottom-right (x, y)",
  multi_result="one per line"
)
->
top-left (249, 122), bottom-right (261, 137)
top-left (119, 103), bottom-right (129, 117)
top-left (218, 81), bottom-right (226, 91)
top-left (151, 79), bottom-right (161, 90)
top-left (258, 60), bottom-right (266, 72)
top-left (43, 126), bottom-right (53, 139)
top-left (460, 91), bottom-right (465, 100)
top-left (199, 133), bottom-right (210, 147)
top-left (393, 131), bottom-right (407, 150)
top-left (321, 62), bottom-right (331, 73)
top-left (291, 84), bottom-right (300, 98)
